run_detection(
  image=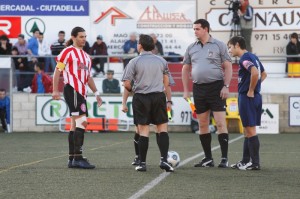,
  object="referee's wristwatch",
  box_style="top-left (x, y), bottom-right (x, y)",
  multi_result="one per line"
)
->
top-left (224, 84), bottom-right (229, 88)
